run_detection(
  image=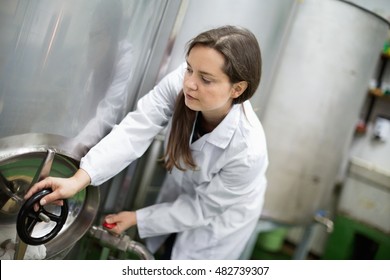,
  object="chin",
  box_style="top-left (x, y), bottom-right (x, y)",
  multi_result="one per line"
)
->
top-left (184, 100), bottom-right (200, 112)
